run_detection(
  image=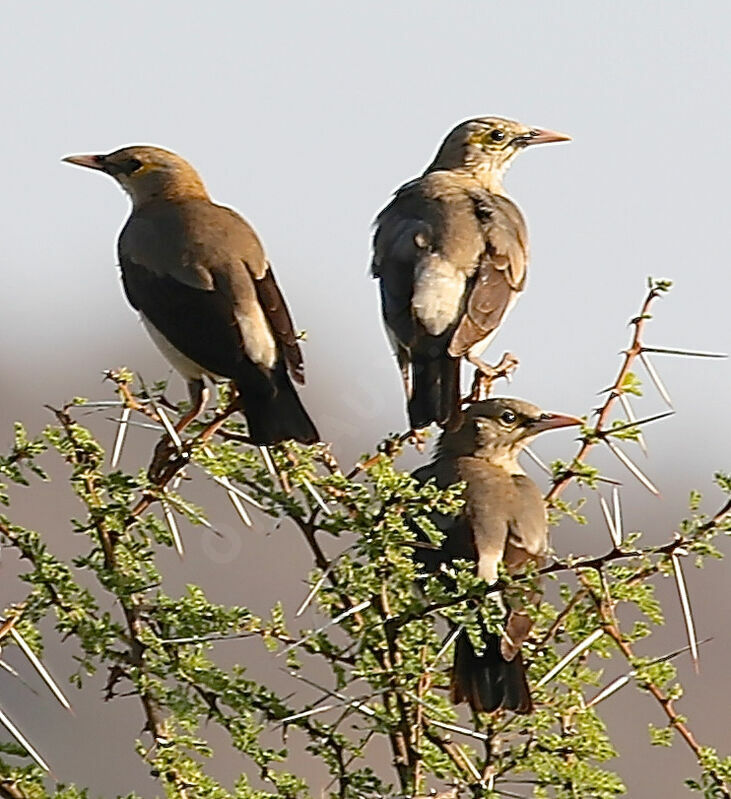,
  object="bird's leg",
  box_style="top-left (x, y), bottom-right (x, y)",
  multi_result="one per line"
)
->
top-left (406, 428), bottom-right (428, 452)
top-left (149, 379), bottom-right (209, 482)
top-left (464, 352), bottom-right (520, 403)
